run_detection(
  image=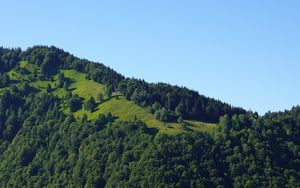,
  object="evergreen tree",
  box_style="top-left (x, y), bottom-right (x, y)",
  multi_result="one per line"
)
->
top-left (106, 86), bottom-right (113, 98)
top-left (46, 83), bottom-right (52, 93)
top-left (83, 96), bottom-right (96, 112)
top-left (40, 62), bottom-right (47, 76)
top-left (97, 93), bottom-right (104, 103)
top-left (21, 81), bottom-right (30, 95)
top-left (68, 95), bottom-right (82, 112)
top-left (63, 81), bottom-right (69, 91)
top-left (58, 73), bottom-right (65, 88)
